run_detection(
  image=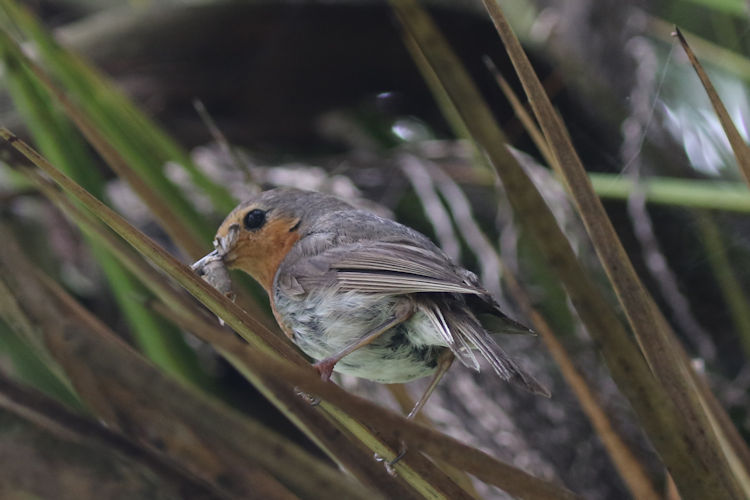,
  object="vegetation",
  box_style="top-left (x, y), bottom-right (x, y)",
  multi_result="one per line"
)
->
top-left (1, 0), bottom-right (750, 498)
